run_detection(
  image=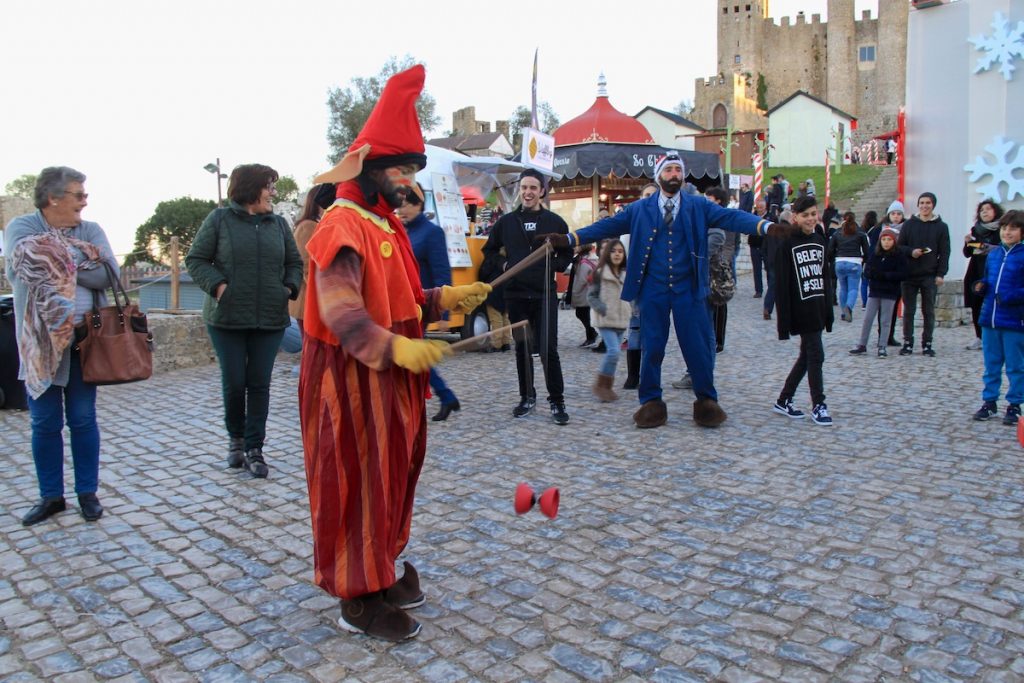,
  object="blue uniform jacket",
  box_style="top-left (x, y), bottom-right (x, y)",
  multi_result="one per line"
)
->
top-left (405, 212), bottom-right (452, 288)
top-left (979, 242), bottom-right (1024, 331)
top-left (571, 193), bottom-right (770, 301)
